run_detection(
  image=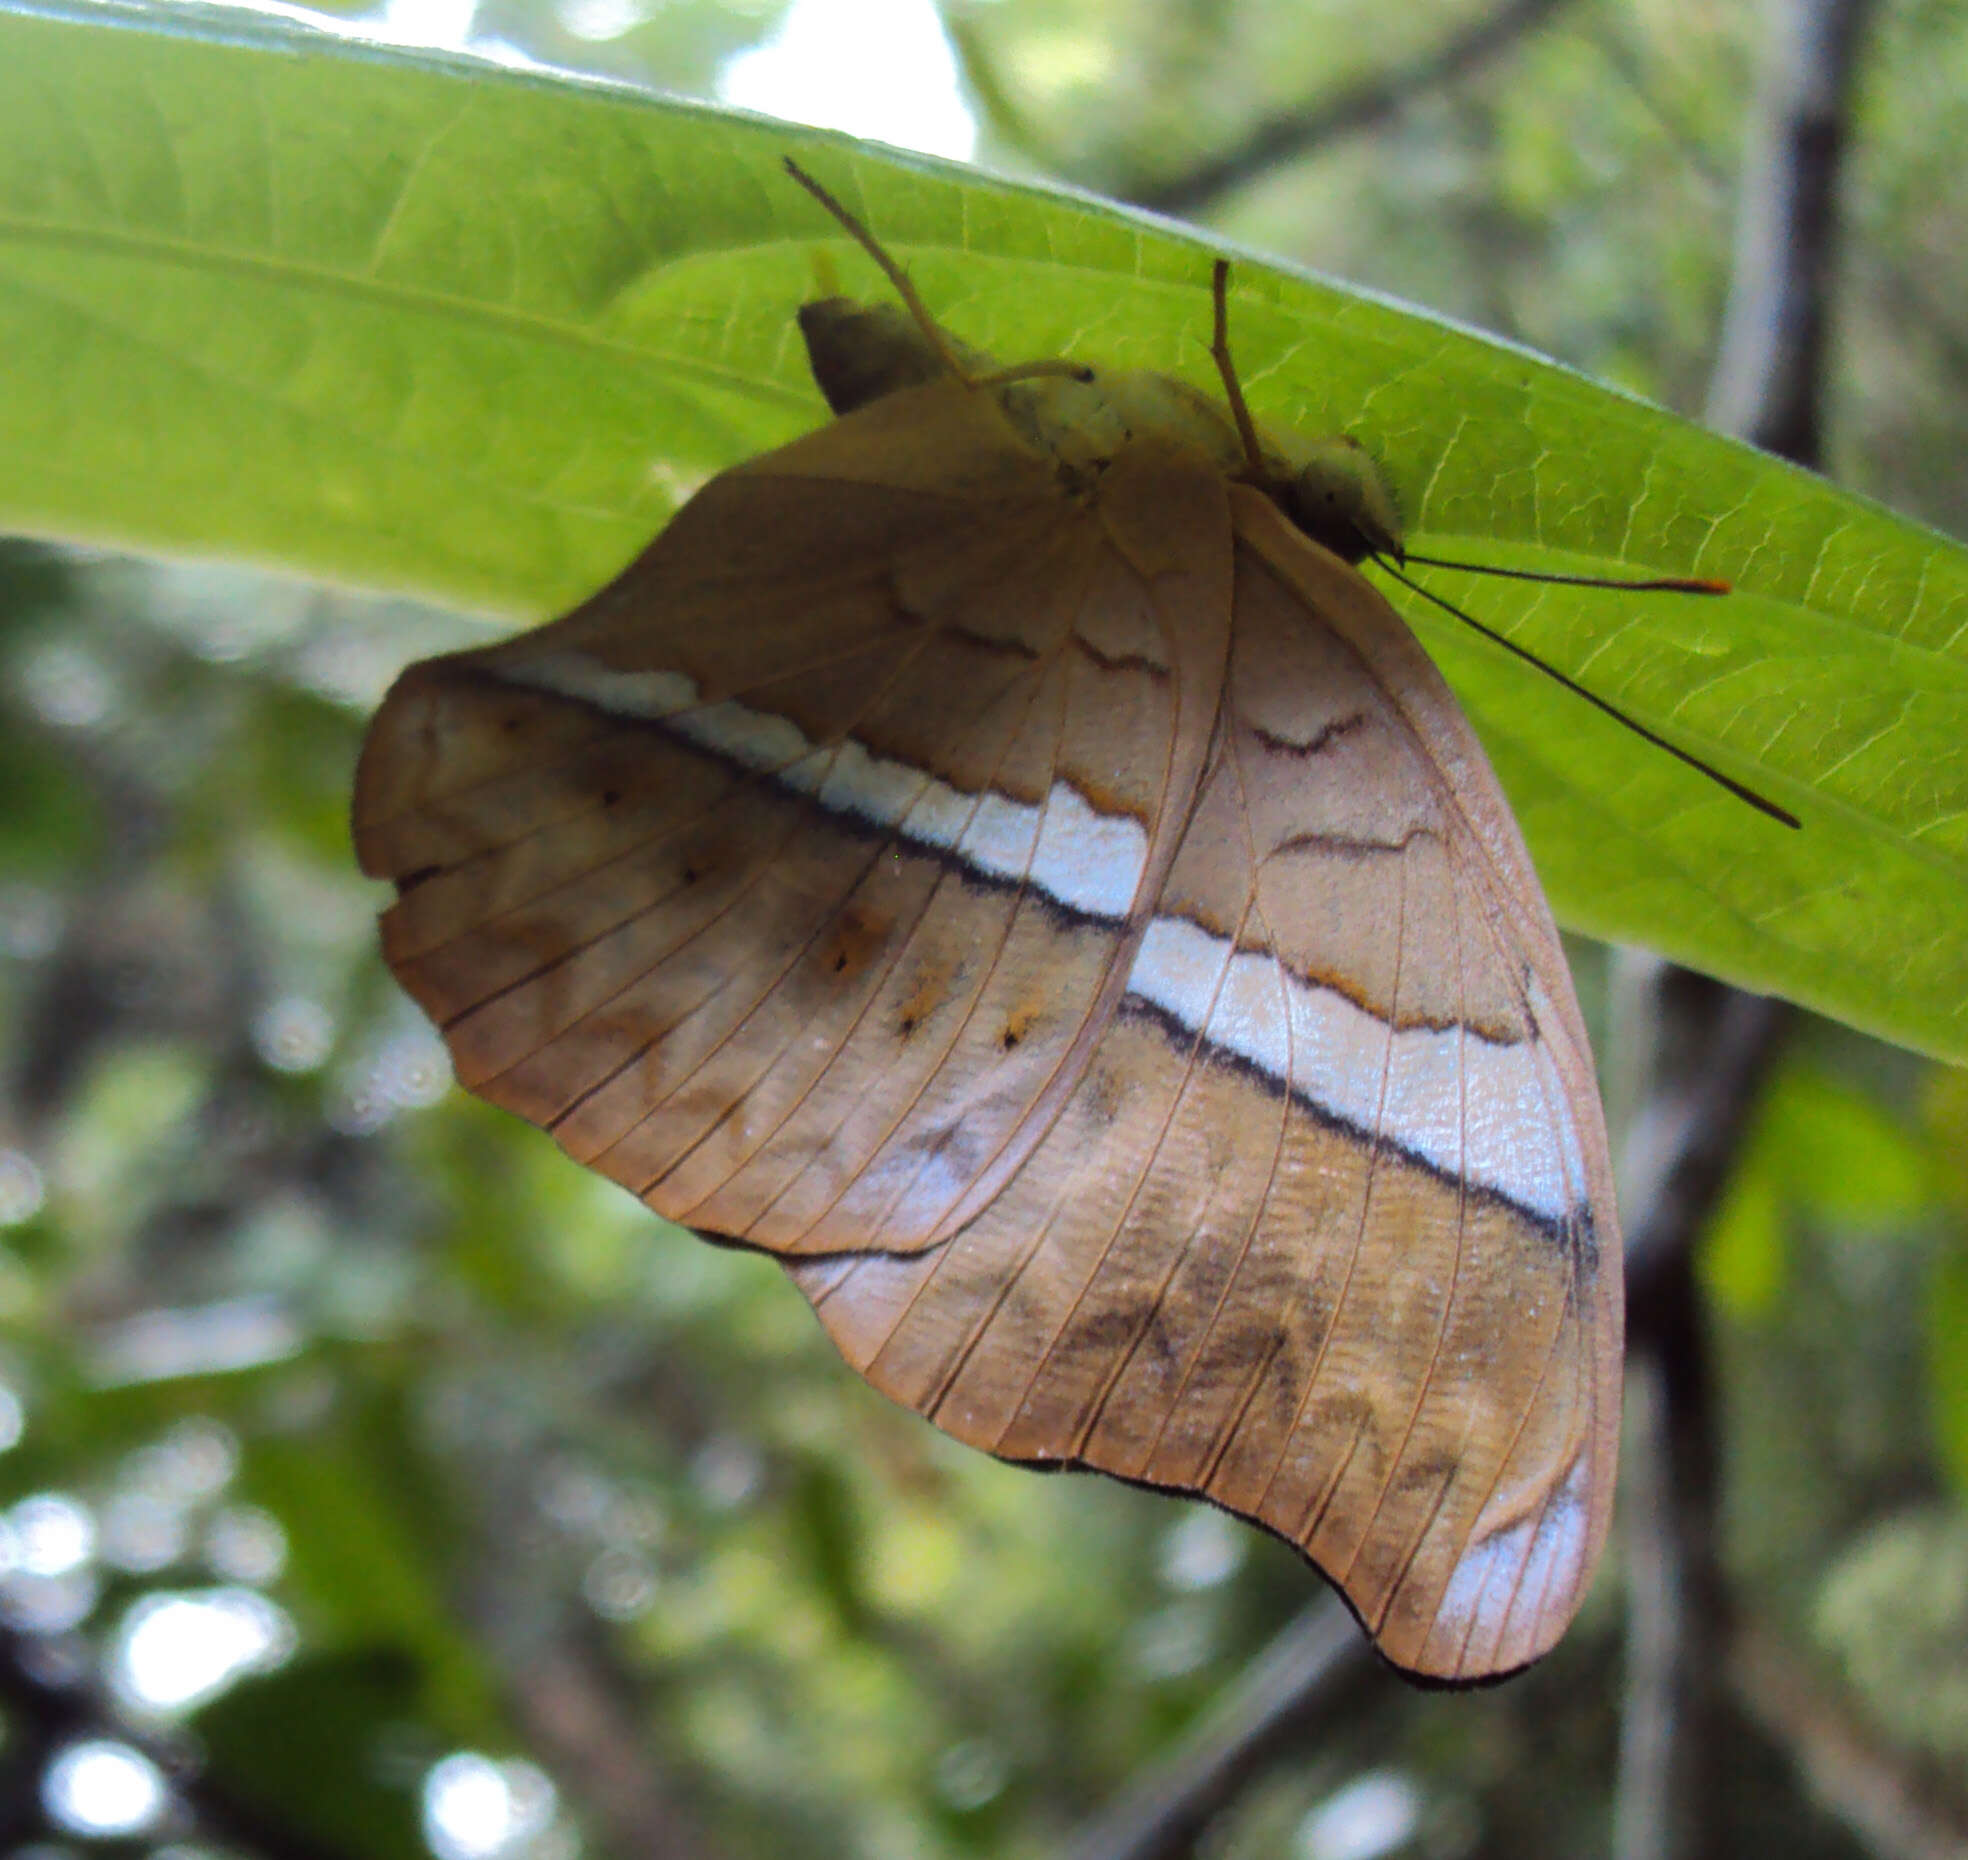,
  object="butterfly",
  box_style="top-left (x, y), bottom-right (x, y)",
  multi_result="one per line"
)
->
top-left (353, 160), bottom-right (1631, 1680)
